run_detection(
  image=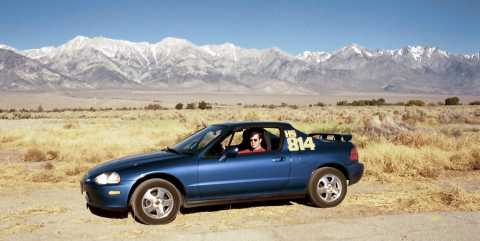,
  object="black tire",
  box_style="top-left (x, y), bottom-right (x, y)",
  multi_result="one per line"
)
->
top-left (308, 167), bottom-right (347, 208)
top-left (130, 178), bottom-right (182, 224)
